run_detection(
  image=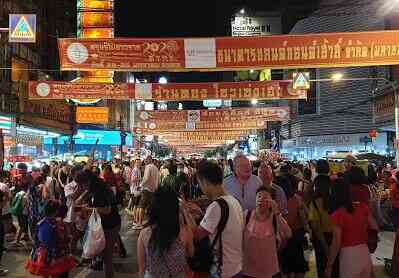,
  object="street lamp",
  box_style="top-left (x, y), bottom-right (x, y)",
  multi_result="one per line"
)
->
top-left (159, 76), bottom-right (168, 84)
top-left (331, 72), bottom-right (344, 81)
top-left (240, 8), bottom-right (245, 14)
